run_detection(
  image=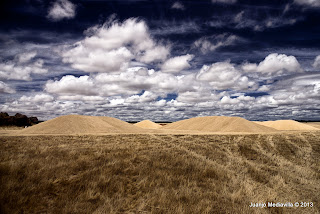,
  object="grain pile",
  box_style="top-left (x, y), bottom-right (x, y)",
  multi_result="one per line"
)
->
top-left (304, 122), bottom-right (320, 129)
top-left (162, 116), bottom-right (276, 133)
top-left (134, 120), bottom-right (162, 129)
top-left (19, 115), bottom-right (144, 134)
top-left (255, 120), bottom-right (319, 131)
